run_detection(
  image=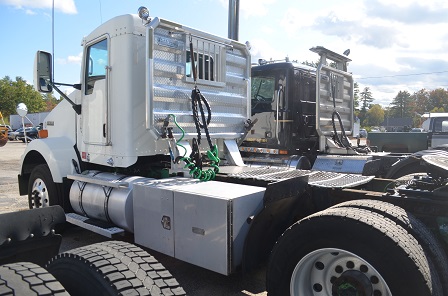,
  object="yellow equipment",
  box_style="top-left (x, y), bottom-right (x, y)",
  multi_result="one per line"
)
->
top-left (0, 111), bottom-right (8, 147)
